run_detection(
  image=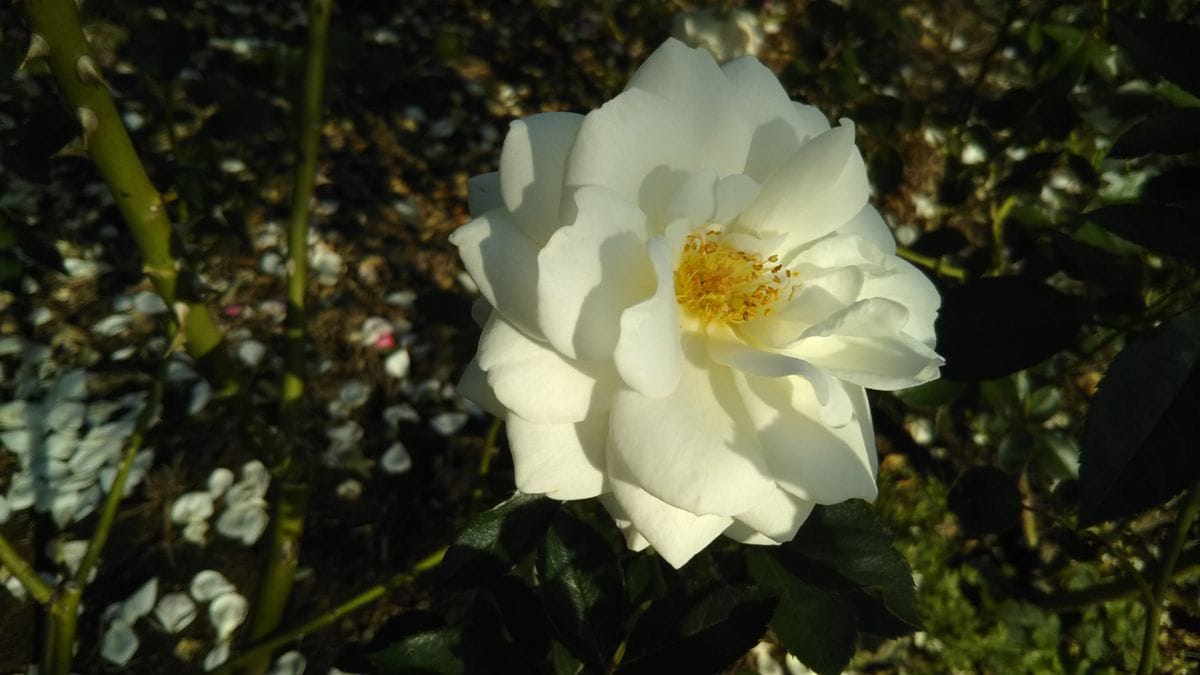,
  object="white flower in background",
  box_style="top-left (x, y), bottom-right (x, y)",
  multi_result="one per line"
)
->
top-left (671, 8), bottom-right (765, 63)
top-left (452, 39), bottom-right (942, 568)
